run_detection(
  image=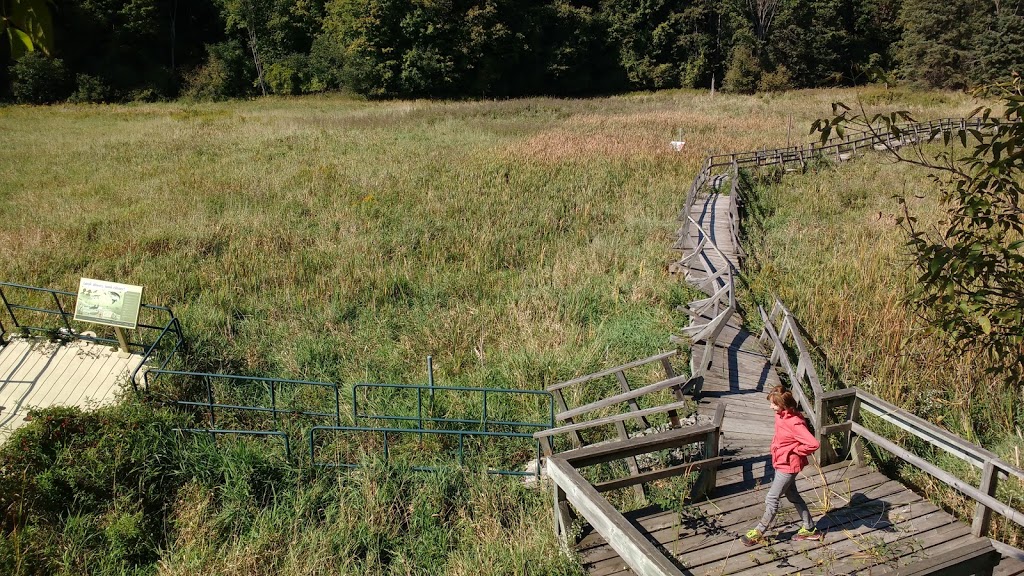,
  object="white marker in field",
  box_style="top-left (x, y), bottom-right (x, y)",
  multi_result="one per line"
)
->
top-left (670, 140), bottom-right (686, 152)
